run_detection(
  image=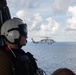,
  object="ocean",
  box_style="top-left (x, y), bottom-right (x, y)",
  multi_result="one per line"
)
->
top-left (22, 42), bottom-right (76, 75)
